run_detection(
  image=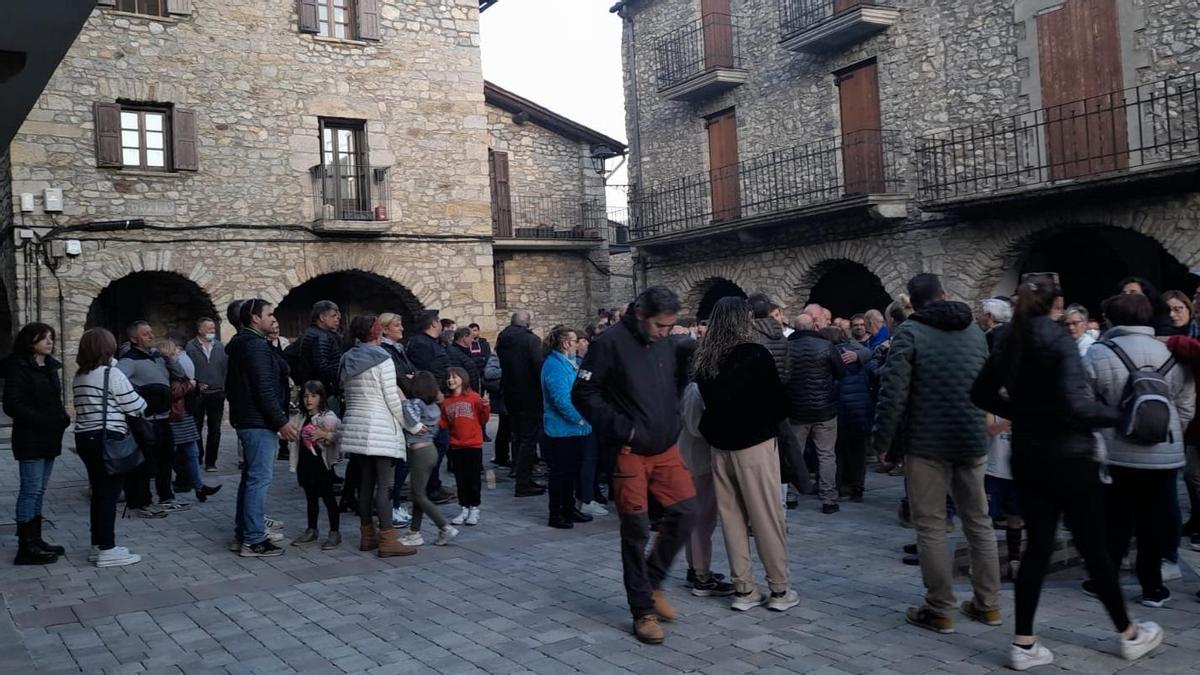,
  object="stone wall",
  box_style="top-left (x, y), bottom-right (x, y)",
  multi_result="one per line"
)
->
top-left (486, 105), bottom-right (606, 204)
top-left (608, 249), bottom-right (637, 307)
top-left (495, 251), bottom-right (598, 336)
